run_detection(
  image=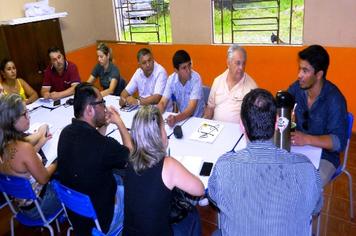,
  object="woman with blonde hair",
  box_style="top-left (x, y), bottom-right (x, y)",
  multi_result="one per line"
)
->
top-left (0, 59), bottom-right (38, 104)
top-left (87, 43), bottom-right (126, 96)
top-left (123, 105), bottom-right (204, 235)
top-left (0, 94), bottom-right (60, 219)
